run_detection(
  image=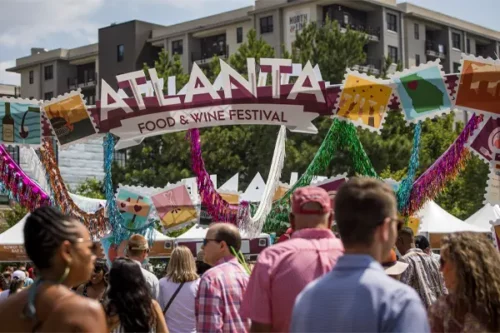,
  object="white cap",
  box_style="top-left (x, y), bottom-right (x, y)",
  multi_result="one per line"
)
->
top-left (12, 270), bottom-right (26, 281)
